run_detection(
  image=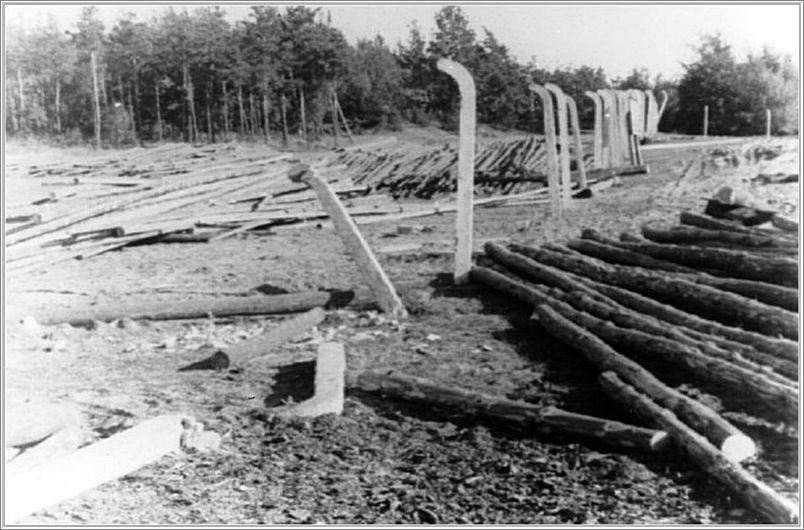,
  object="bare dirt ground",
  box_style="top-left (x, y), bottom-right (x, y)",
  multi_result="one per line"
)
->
top-left (3, 130), bottom-right (800, 524)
